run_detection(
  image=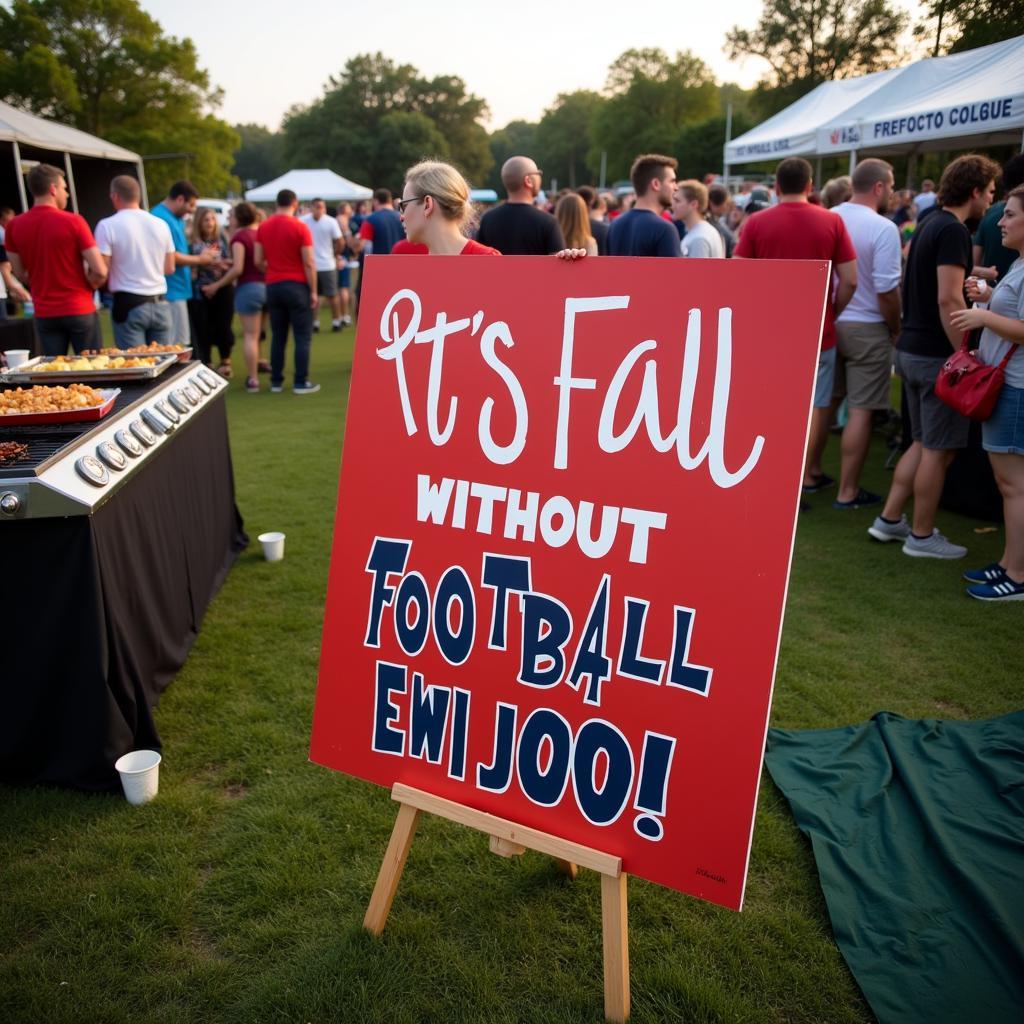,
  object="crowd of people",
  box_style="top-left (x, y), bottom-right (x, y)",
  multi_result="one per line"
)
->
top-left (2, 146), bottom-right (1022, 600)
